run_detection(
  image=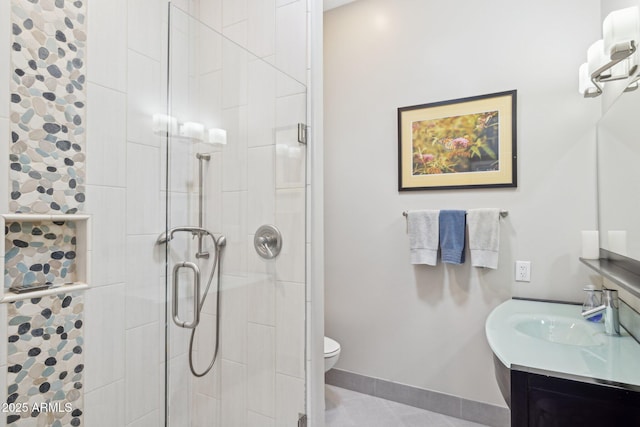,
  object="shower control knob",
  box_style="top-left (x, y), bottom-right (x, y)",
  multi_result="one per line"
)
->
top-left (254, 225), bottom-right (283, 259)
